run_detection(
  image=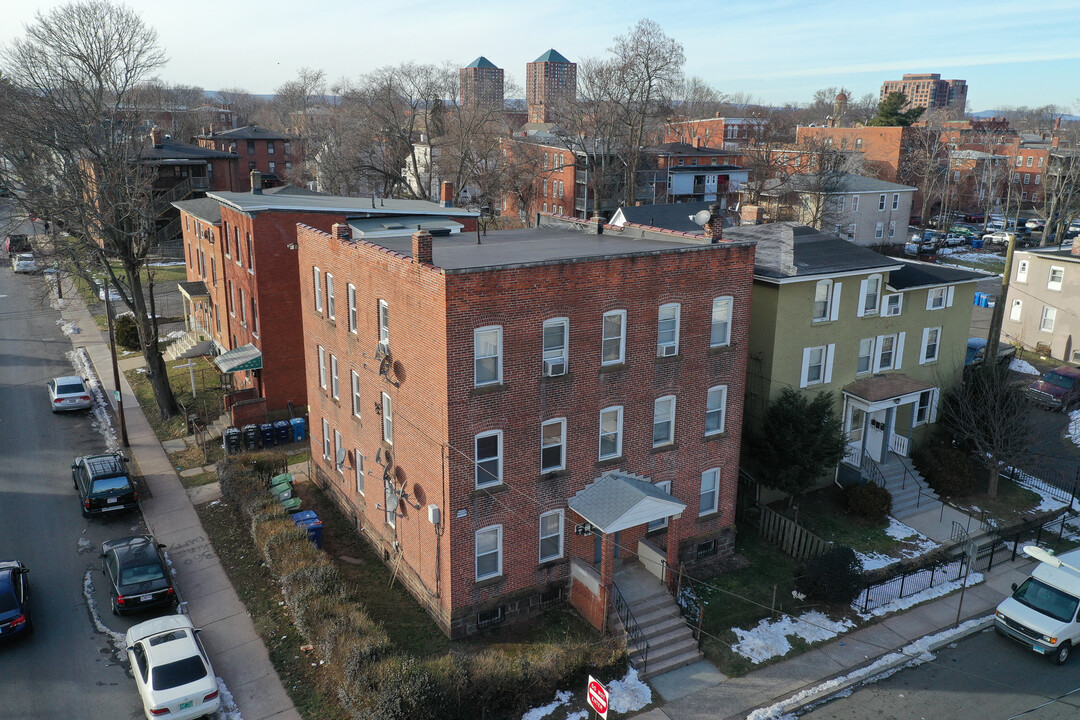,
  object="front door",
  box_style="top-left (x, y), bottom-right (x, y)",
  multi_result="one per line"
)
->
top-left (867, 409), bottom-right (888, 463)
